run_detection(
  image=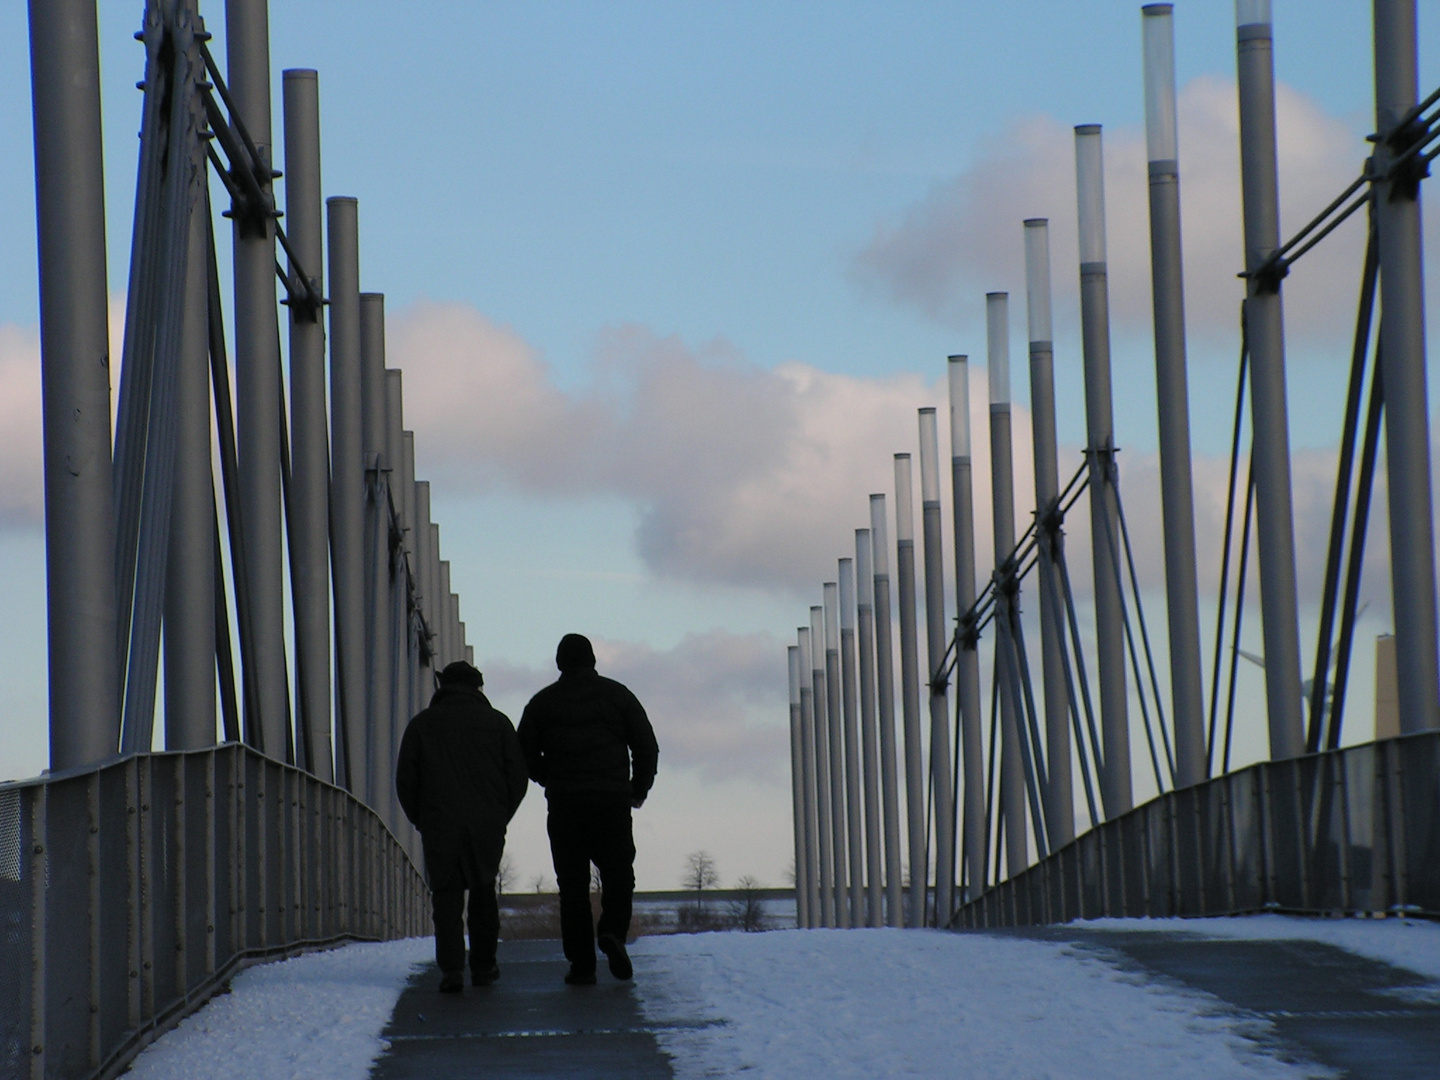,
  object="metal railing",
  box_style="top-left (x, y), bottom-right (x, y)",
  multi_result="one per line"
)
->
top-left (953, 731), bottom-right (1440, 928)
top-left (0, 743), bottom-right (426, 1080)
